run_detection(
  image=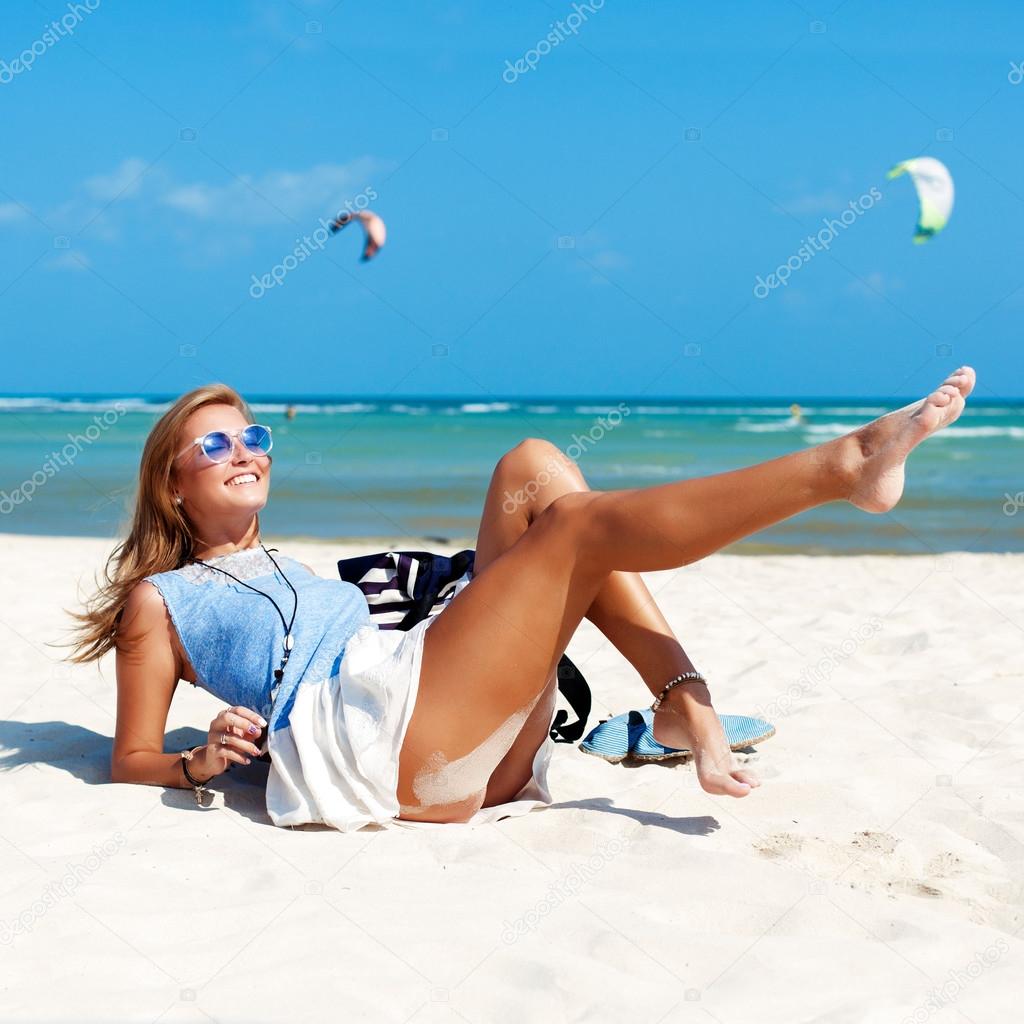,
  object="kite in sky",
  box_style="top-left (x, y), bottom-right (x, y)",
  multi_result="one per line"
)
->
top-left (328, 210), bottom-right (387, 261)
top-left (887, 157), bottom-right (954, 243)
